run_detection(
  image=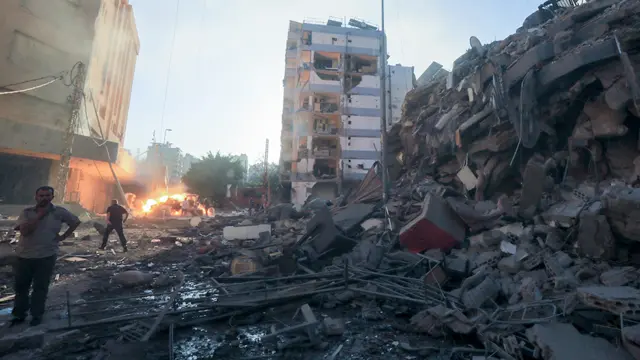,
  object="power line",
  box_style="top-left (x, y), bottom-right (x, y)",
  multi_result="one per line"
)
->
top-left (0, 74), bottom-right (62, 89)
top-left (0, 77), bottom-right (60, 95)
top-left (159, 0), bottom-right (181, 136)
